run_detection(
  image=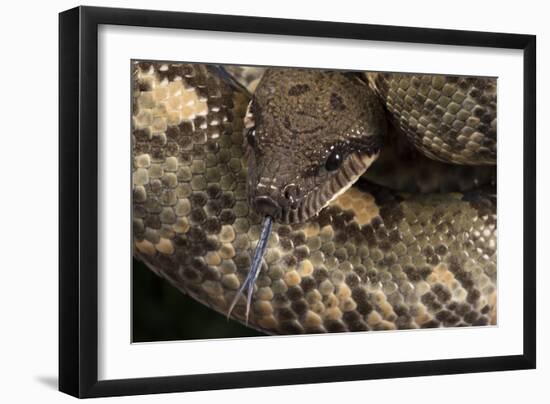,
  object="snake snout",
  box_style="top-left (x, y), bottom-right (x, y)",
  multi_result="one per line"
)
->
top-left (252, 182), bottom-right (304, 222)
